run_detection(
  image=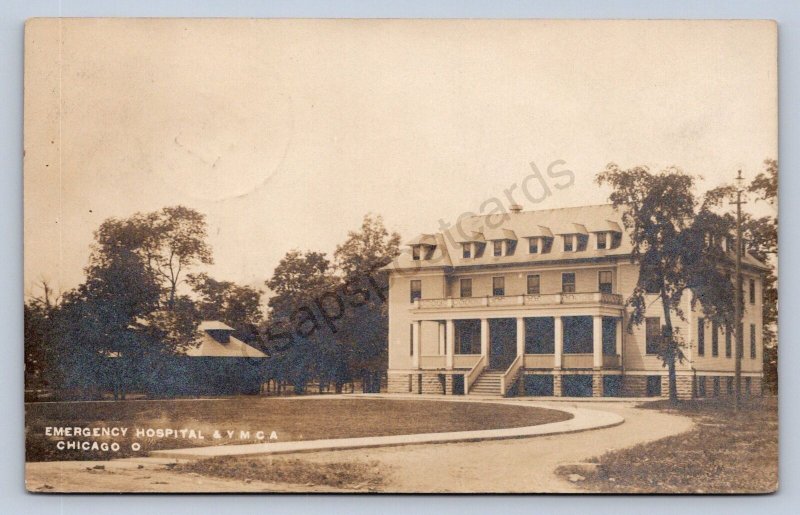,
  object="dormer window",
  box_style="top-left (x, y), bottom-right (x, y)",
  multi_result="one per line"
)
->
top-left (506, 240), bottom-right (517, 255)
top-left (411, 243), bottom-right (436, 260)
top-left (577, 234), bottom-right (588, 251)
top-left (529, 237), bottom-right (539, 254)
top-left (493, 240), bottom-right (503, 257)
top-left (412, 245), bottom-right (421, 260)
top-left (462, 243), bottom-right (472, 259)
top-left (597, 232), bottom-right (608, 250)
top-left (563, 235), bottom-right (574, 252)
top-left (542, 237), bottom-right (553, 253)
